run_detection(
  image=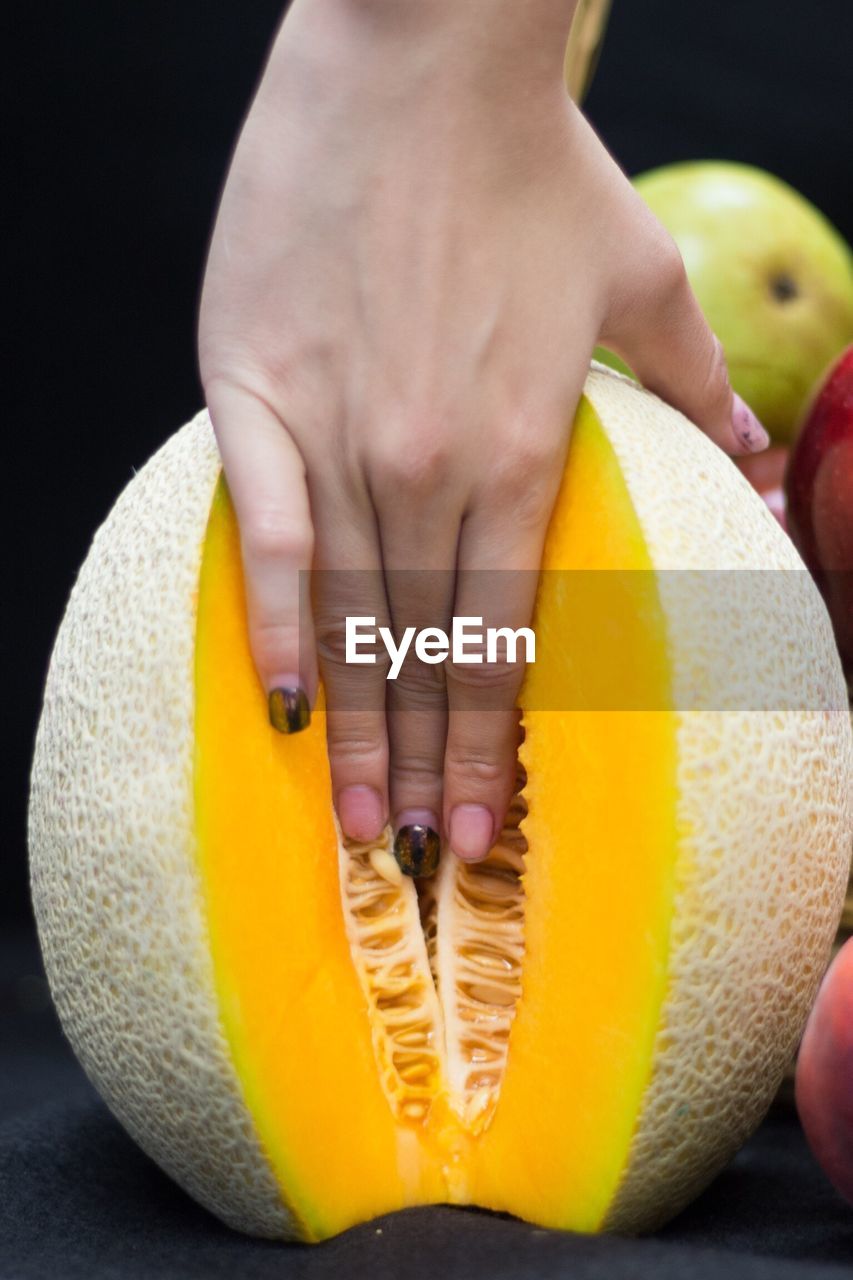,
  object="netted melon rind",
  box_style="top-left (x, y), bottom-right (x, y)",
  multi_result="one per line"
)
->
top-left (582, 367), bottom-right (853, 1230)
top-left (28, 413), bottom-right (294, 1239)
